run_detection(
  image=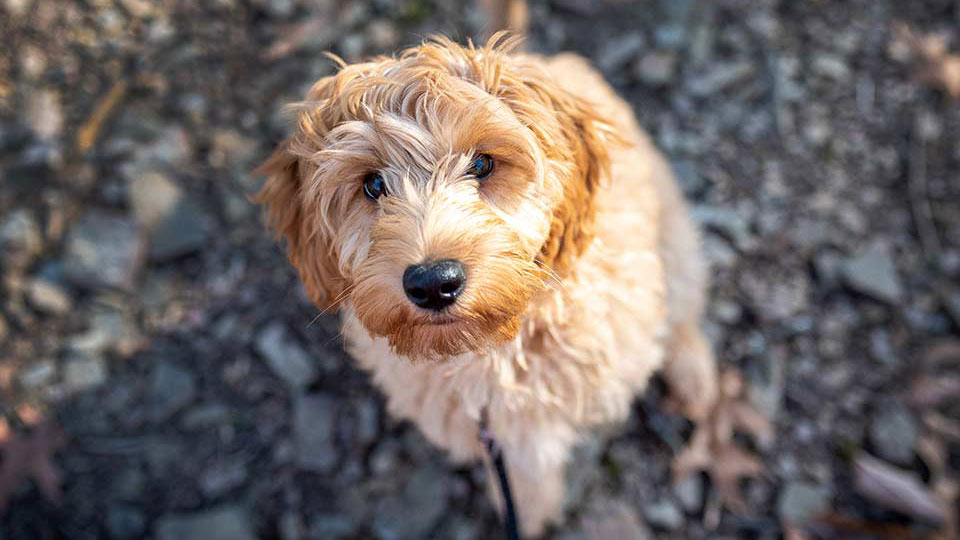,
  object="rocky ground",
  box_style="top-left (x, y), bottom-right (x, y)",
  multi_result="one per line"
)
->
top-left (1, 0), bottom-right (959, 538)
